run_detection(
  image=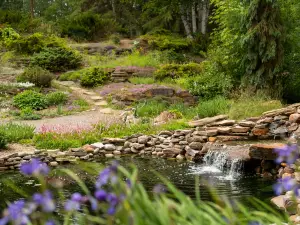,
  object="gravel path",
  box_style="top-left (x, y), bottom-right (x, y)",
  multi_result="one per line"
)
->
top-left (10, 109), bottom-right (125, 132)
top-left (0, 144), bottom-right (35, 158)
